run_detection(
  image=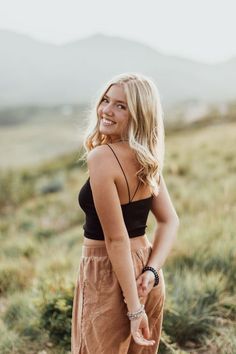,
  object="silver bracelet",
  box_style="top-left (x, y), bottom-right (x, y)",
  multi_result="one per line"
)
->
top-left (127, 304), bottom-right (145, 321)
